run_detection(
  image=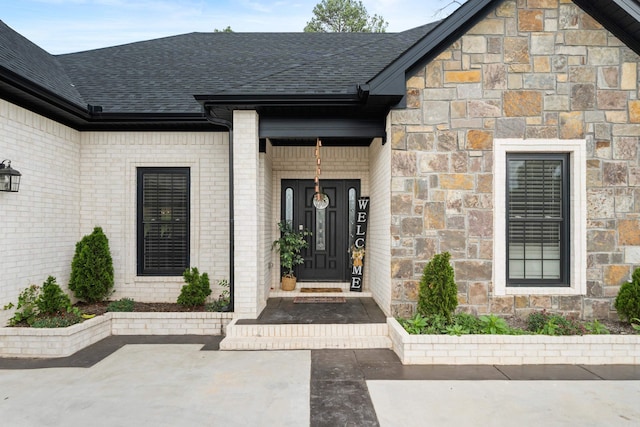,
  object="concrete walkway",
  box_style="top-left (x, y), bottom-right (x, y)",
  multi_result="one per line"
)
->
top-left (1, 337), bottom-right (640, 426)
